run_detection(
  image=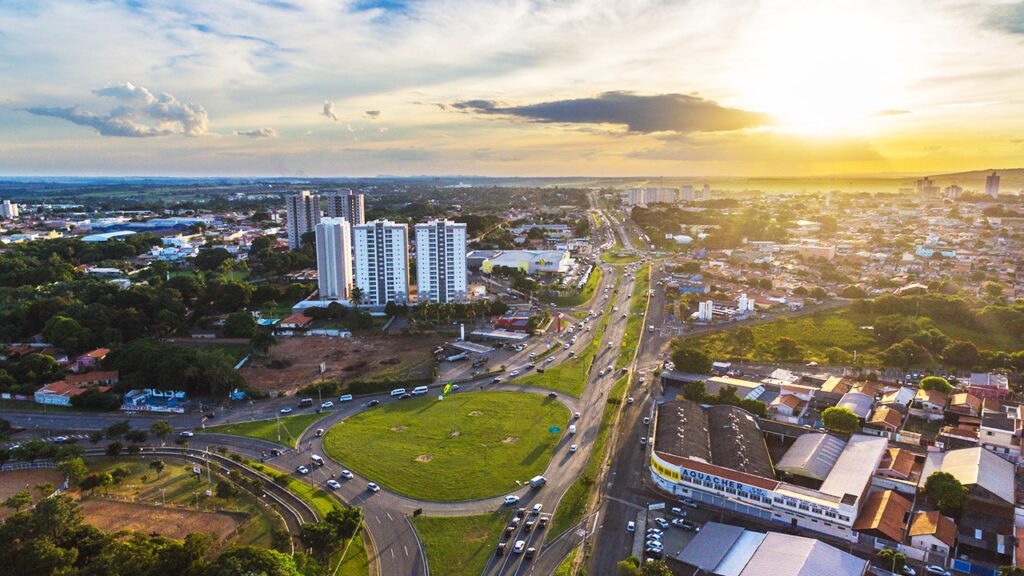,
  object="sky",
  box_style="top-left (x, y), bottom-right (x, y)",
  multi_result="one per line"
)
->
top-left (1, 0), bottom-right (1024, 177)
